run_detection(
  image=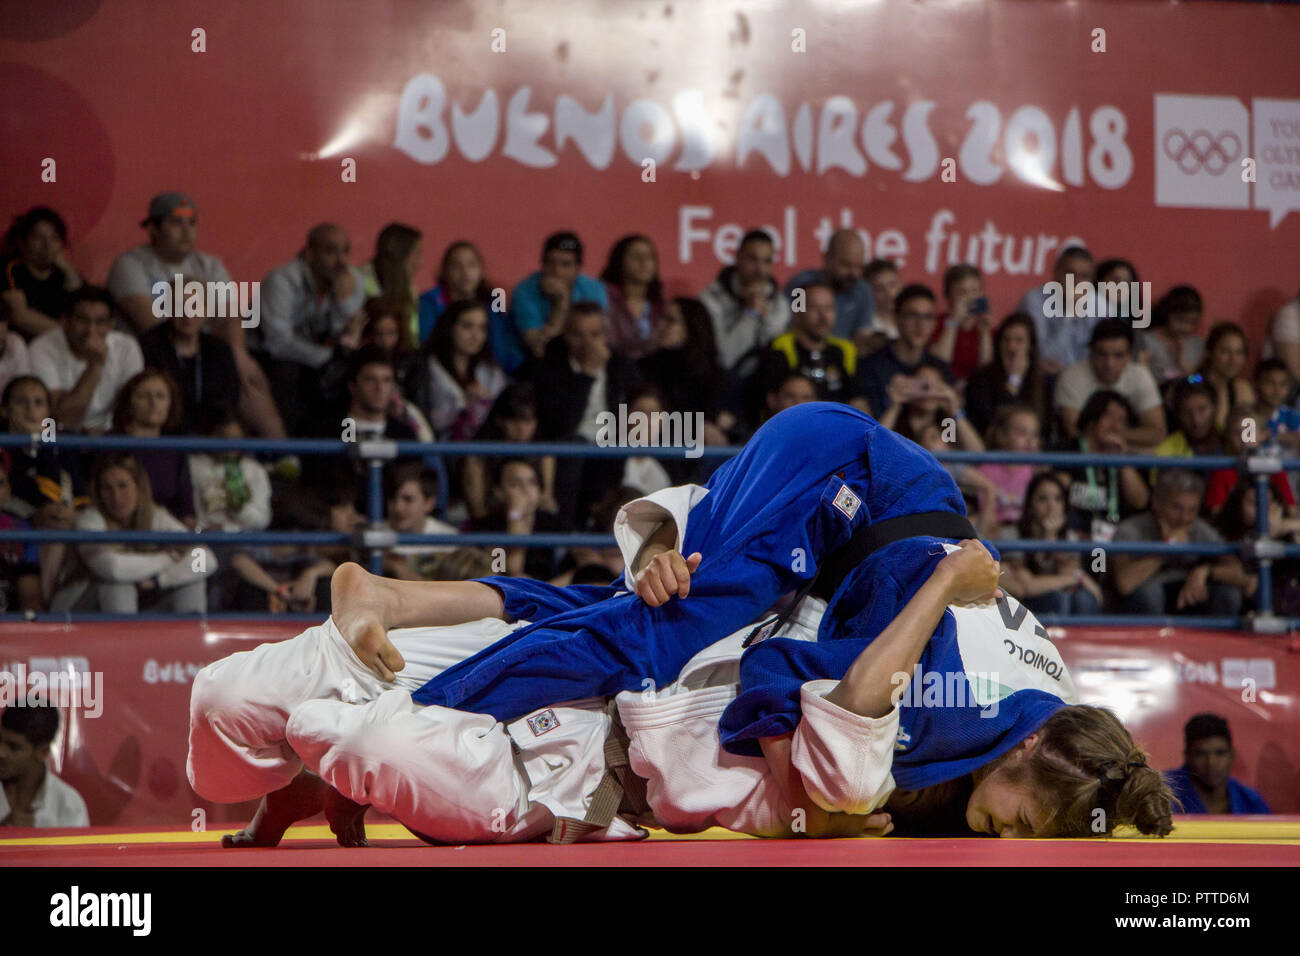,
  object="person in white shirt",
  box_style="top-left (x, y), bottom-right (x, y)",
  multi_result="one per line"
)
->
top-left (0, 298), bottom-right (33, 396)
top-left (28, 286), bottom-right (142, 433)
top-left (382, 462), bottom-right (459, 580)
top-left (51, 452), bottom-right (216, 613)
top-left (1018, 245), bottom-right (1103, 374)
top-left (0, 703), bottom-right (89, 827)
top-left (1054, 318), bottom-right (1166, 448)
top-left (106, 192), bottom-right (286, 438)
